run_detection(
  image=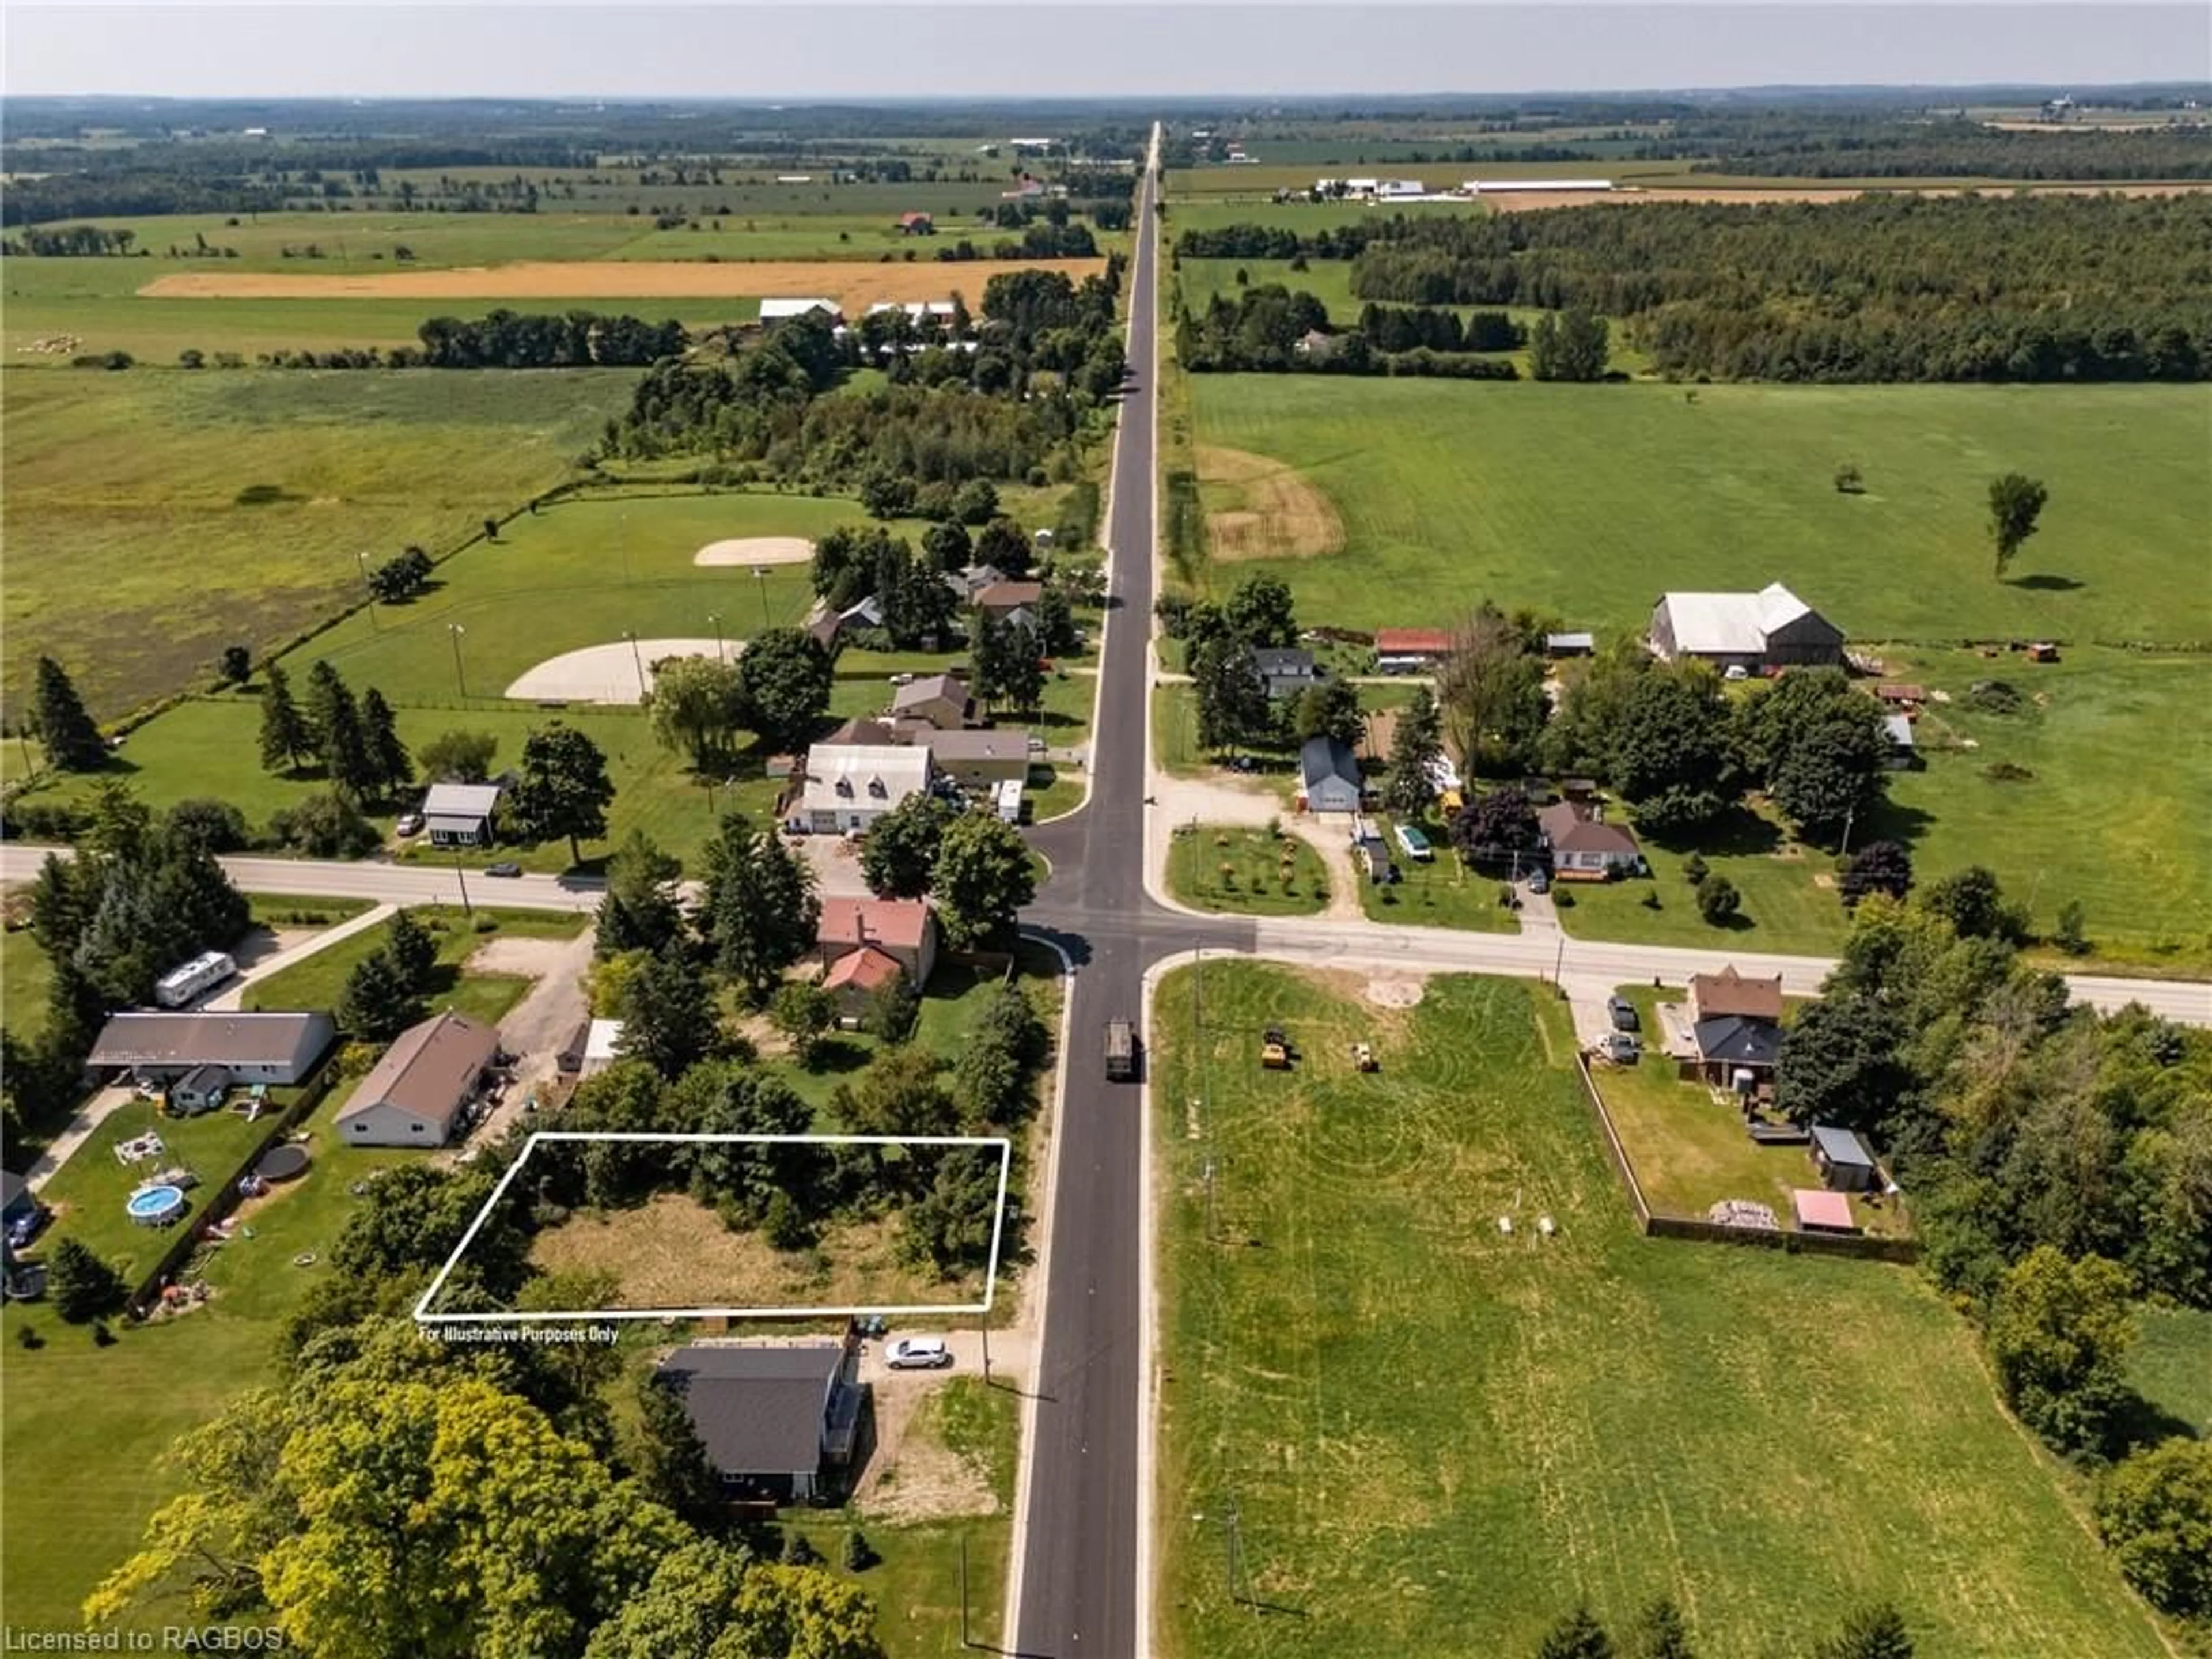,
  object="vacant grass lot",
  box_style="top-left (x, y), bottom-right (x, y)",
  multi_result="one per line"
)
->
top-left (1153, 963), bottom-right (2165, 1658)
top-left (242, 905), bottom-right (583, 1027)
top-left (1187, 377), bottom-right (2212, 646)
top-left (2129, 1306), bottom-right (2212, 1439)
top-left (1, 367), bottom-right (639, 719)
top-left (1166, 823), bottom-right (1328, 915)
top-left (1357, 813), bottom-right (1518, 931)
top-left (0, 1123), bottom-right (403, 1631)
